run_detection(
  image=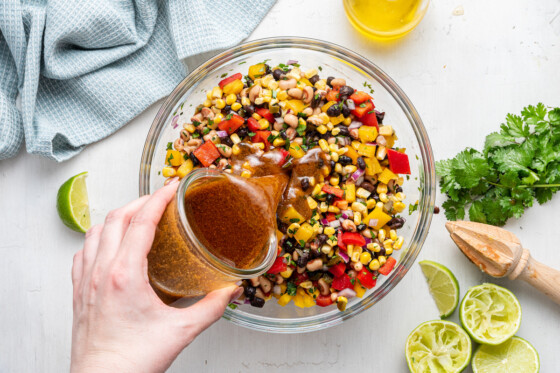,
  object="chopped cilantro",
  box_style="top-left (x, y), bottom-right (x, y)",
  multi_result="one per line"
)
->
top-left (225, 113), bottom-right (233, 120)
top-left (248, 132), bottom-right (256, 137)
top-left (289, 218), bottom-right (300, 223)
top-left (220, 73), bottom-right (228, 78)
top-left (202, 127), bottom-right (210, 135)
top-left (238, 61), bottom-right (246, 65)
top-left (296, 123), bottom-right (306, 137)
top-left (299, 239), bottom-right (306, 247)
top-left (335, 214), bottom-right (342, 219)
top-left (286, 282), bottom-right (297, 296)
top-left (227, 303), bottom-right (238, 309)
top-left (166, 142), bottom-right (173, 150)
top-left (192, 132), bottom-right (200, 138)
top-left (359, 103), bottom-right (366, 108)
top-left (408, 202), bottom-right (419, 215)
top-left (318, 66), bottom-right (322, 71)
